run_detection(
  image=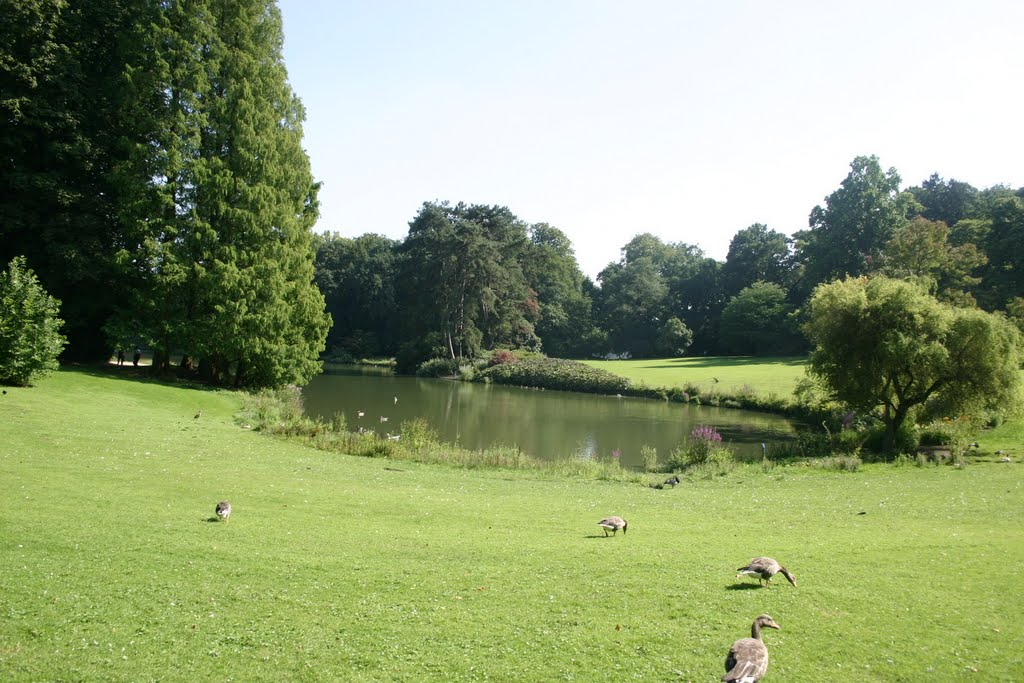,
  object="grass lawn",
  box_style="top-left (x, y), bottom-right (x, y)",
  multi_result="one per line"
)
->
top-left (584, 356), bottom-right (808, 397)
top-left (2, 366), bottom-right (1023, 681)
